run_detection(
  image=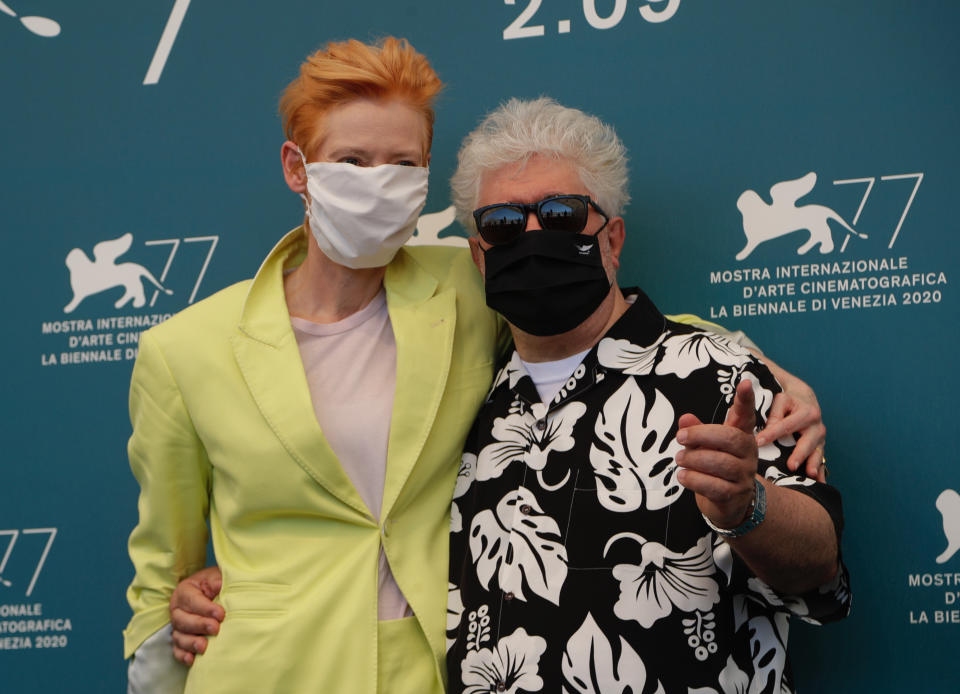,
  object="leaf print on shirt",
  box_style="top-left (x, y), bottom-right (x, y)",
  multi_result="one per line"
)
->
top-left (561, 612), bottom-right (665, 694)
top-left (476, 402), bottom-right (587, 481)
top-left (763, 465), bottom-right (816, 488)
top-left (606, 532), bottom-right (721, 629)
top-left (469, 487), bottom-right (568, 604)
top-left (447, 583), bottom-right (464, 653)
top-left (687, 655), bottom-right (750, 694)
top-left (743, 612), bottom-right (789, 694)
top-left (589, 379), bottom-right (683, 512)
top-left (746, 577), bottom-right (810, 619)
top-left (596, 334), bottom-right (665, 375)
top-left (656, 332), bottom-right (747, 379)
top-left (816, 565), bottom-right (852, 613)
top-left (461, 626), bottom-right (547, 694)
